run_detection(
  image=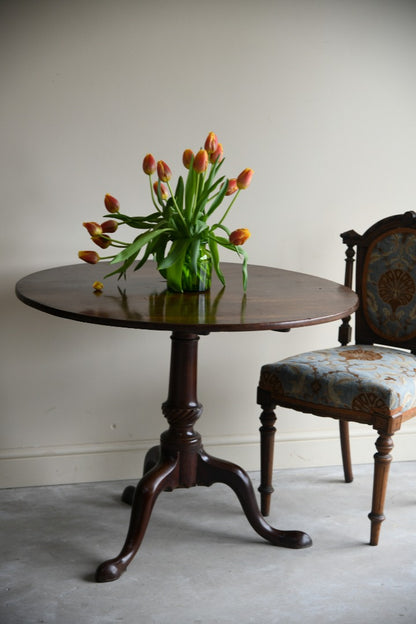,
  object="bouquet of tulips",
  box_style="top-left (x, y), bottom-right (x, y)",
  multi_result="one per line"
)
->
top-left (79, 132), bottom-right (252, 292)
